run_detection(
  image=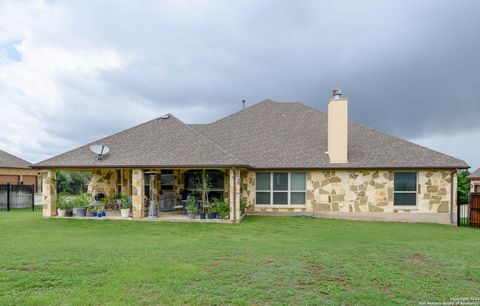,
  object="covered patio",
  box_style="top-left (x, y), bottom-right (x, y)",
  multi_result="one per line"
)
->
top-left (40, 167), bottom-right (243, 222)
